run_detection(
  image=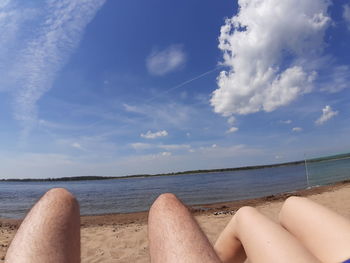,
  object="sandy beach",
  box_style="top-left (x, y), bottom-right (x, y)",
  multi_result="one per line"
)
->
top-left (1, 181), bottom-right (350, 262)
